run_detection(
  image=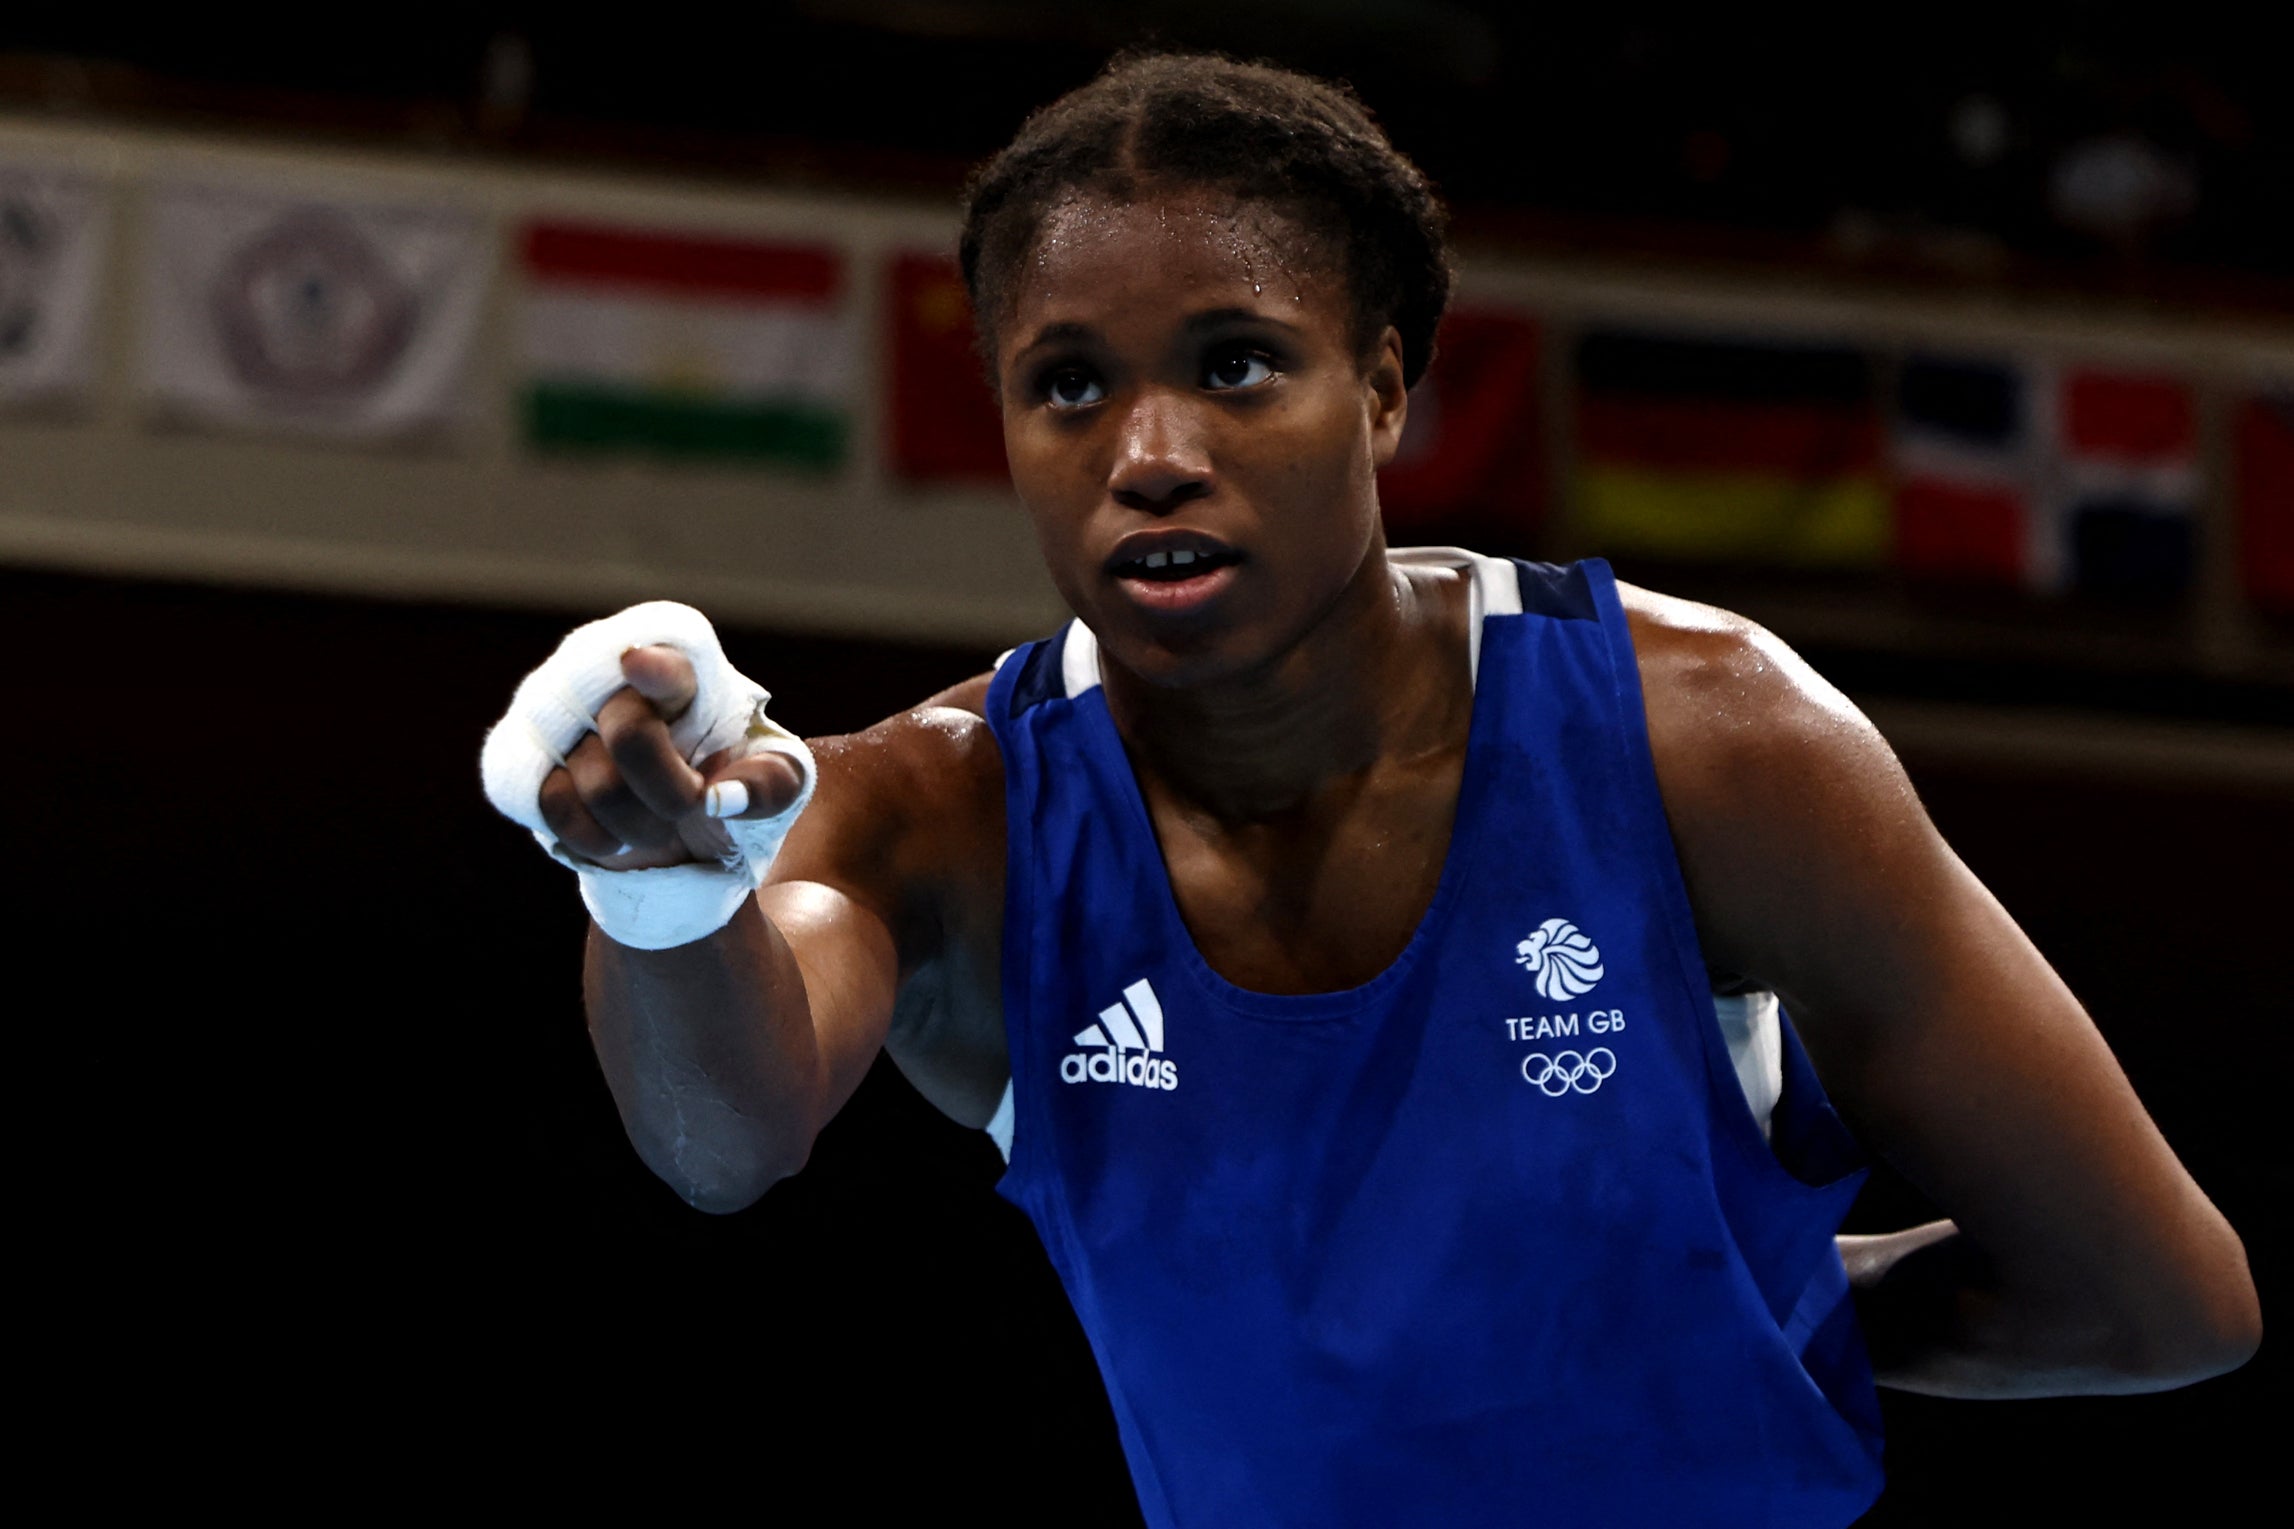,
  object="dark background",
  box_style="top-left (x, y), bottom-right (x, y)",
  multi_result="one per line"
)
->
top-left (5, 5), bottom-right (2287, 305)
top-left (18, 565), bottom-right (2280, 1519)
